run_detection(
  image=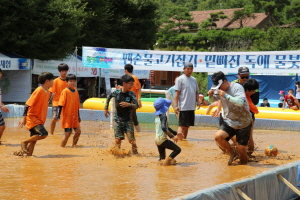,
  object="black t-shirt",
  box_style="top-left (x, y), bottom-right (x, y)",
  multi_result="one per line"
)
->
top-left (105, 89), bottom-right (137, 121)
